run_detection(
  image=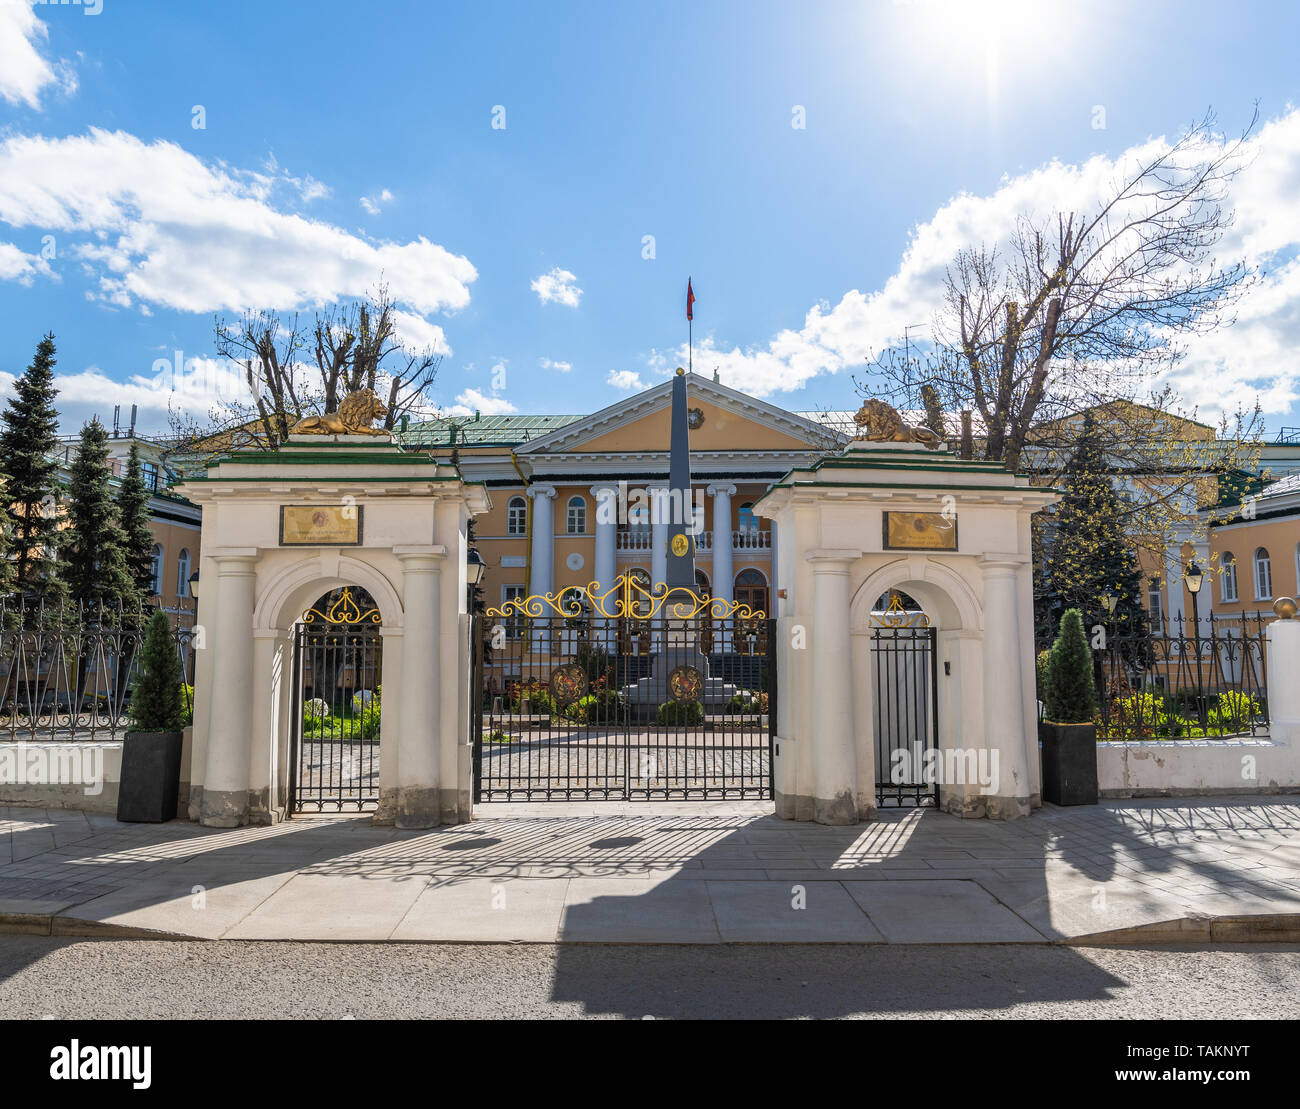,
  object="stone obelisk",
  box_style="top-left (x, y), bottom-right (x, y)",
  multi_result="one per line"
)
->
top-left (664, 367), bottom-right (696, 592)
